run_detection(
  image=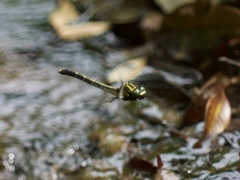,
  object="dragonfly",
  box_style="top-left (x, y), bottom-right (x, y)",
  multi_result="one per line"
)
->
top-left (58, 67), bottom-right (203, 101)
top-left (59, 69), bottom-right (146, 101)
